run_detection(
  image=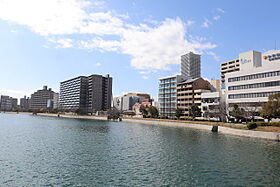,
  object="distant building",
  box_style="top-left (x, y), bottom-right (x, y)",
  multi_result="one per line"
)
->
top-left (20, 96), bottom-right (30, 110)
top-left (30, 86), bottom-right (55, 110)
top-left (209, 80), bottom-right (221, 92)
top-left (0, 95), bottom-right (17, 111)
top-left (113, 96), bottom-right (123, 111)
top-left (181, 52), bottom-right (201, 79)
top-left (158, 75), bottom-right (187, 117)
top-left (113, 93), bottom-right (151, 112)
top-left (177, 78), bottom-right (212, 116)
top-left (133, 99), bottom-right (153, 115)
top-left (59, 74), bottom-right (112, 113)
top-left (53, 92), bottom-right (59, 109)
